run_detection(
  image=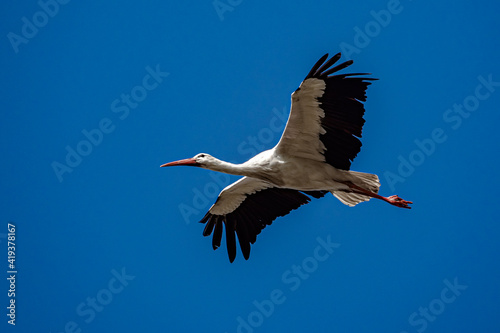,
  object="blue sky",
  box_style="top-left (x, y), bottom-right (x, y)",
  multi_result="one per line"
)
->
top-left (1, 1), bottom-right (499, 332)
